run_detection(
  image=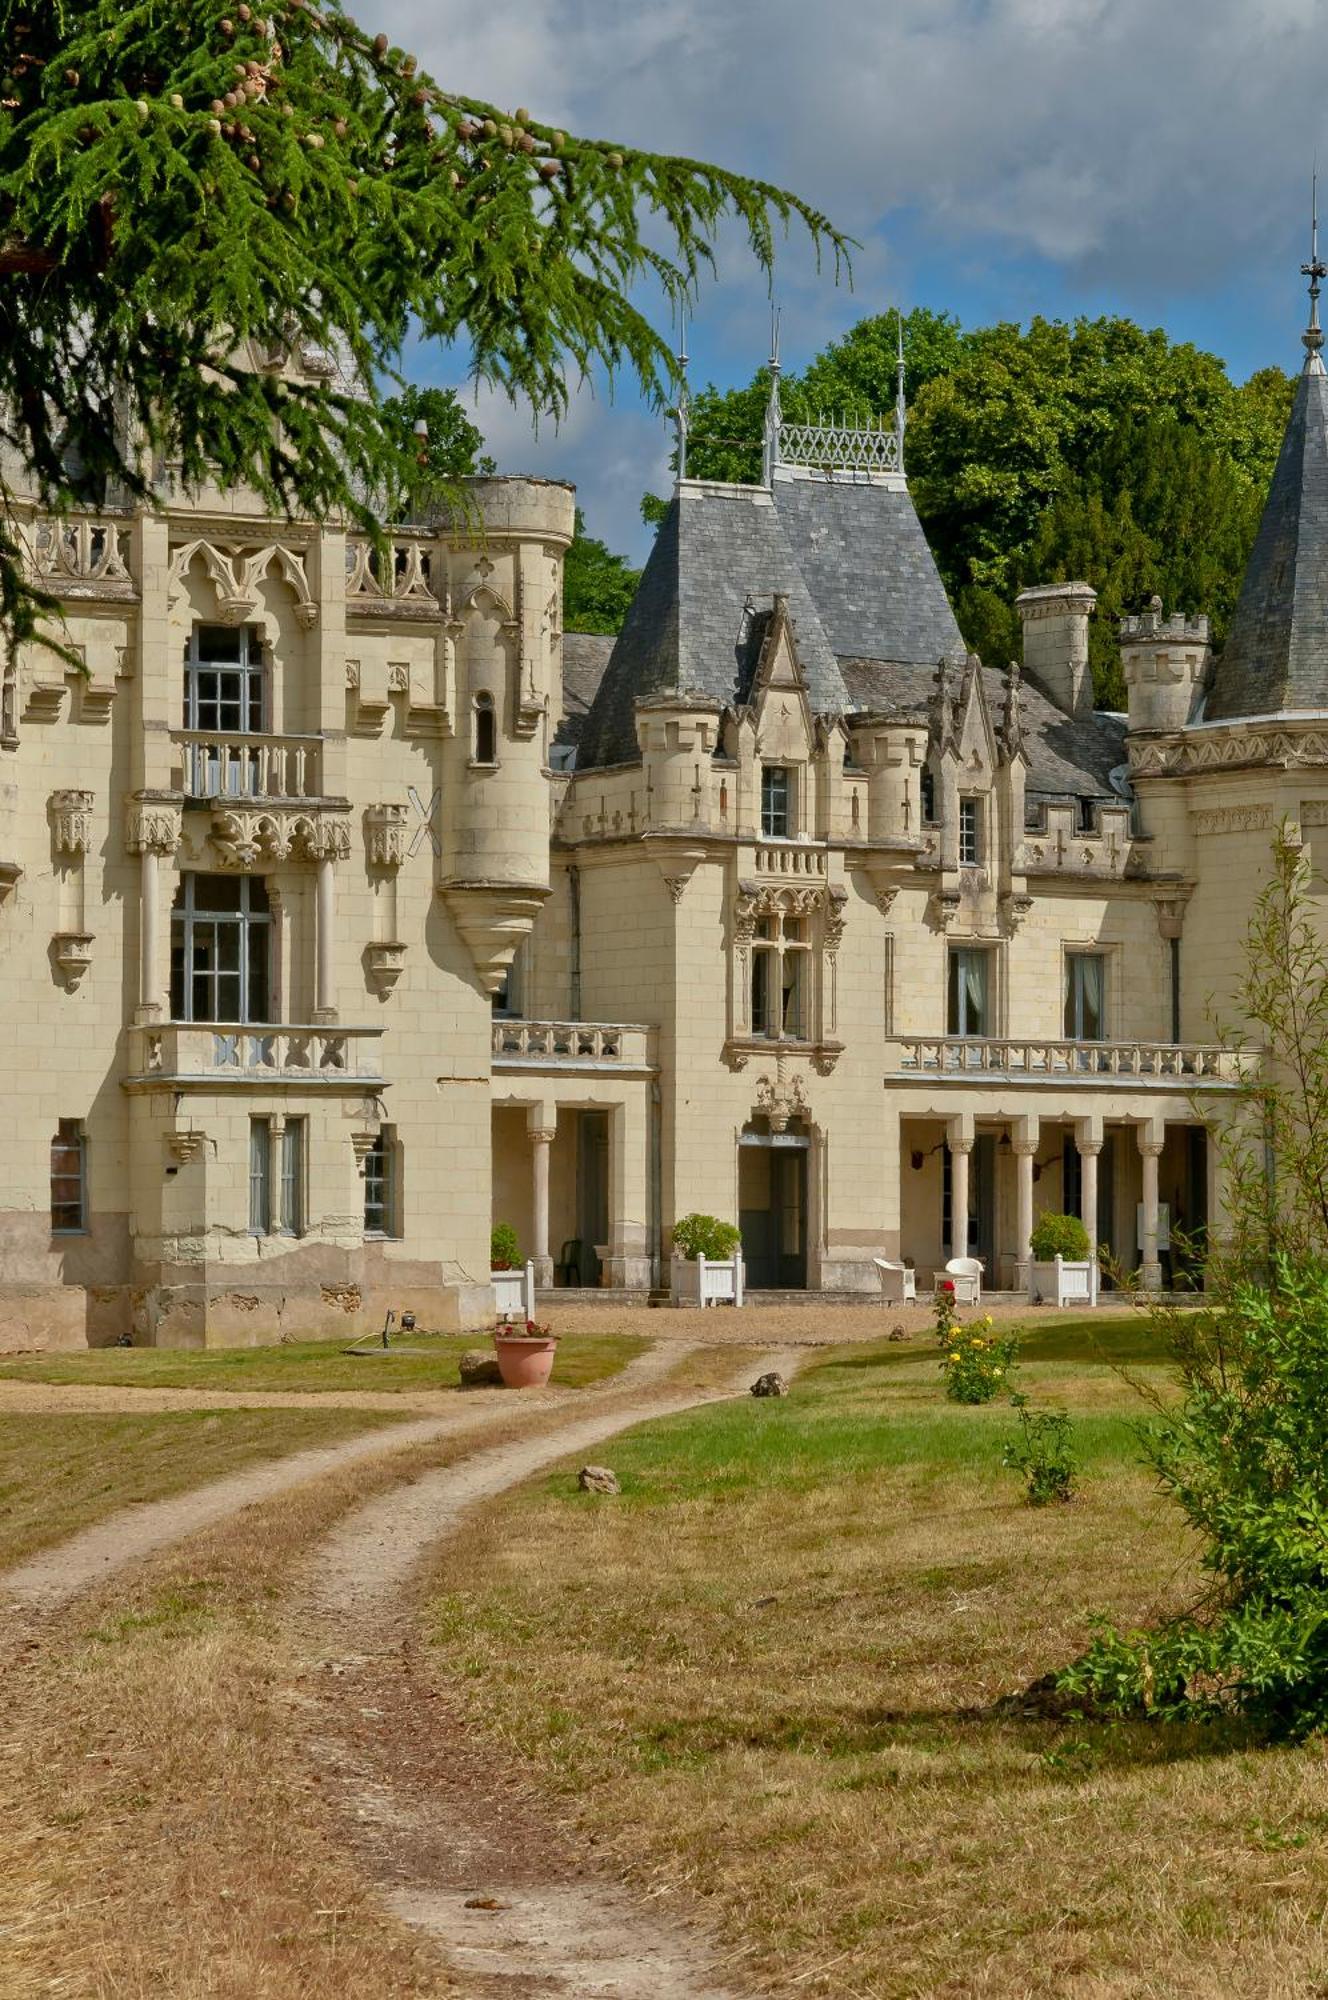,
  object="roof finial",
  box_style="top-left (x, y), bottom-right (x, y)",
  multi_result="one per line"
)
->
top-left (894, 307), bottom-right (907, 474)
top-left (762, 303), bottom-right (783, 488)
top-left (673, 298), bottom-right (691, 480)
top-left (1302, 166), bottom-right (1326, 374)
